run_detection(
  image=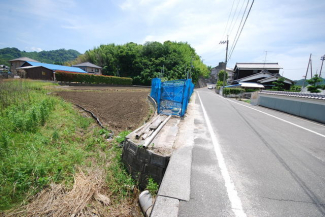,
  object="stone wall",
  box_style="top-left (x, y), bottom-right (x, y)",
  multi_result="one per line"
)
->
top-left (122, 139), bottom-right (170, 189)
